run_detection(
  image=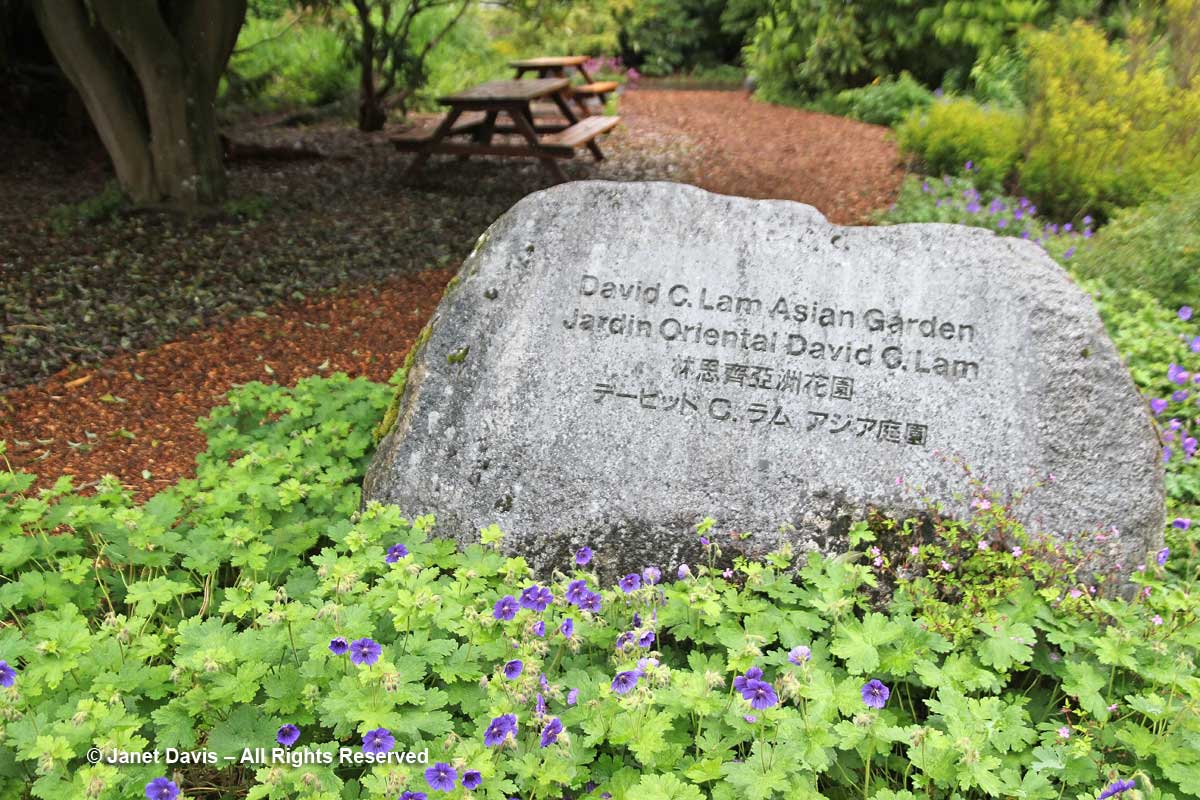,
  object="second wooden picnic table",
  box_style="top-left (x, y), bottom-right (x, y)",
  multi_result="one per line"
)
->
top-left (393, 77), bottom-right (620, 183)
top-left (509, 56), bottom-right (620, 116)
